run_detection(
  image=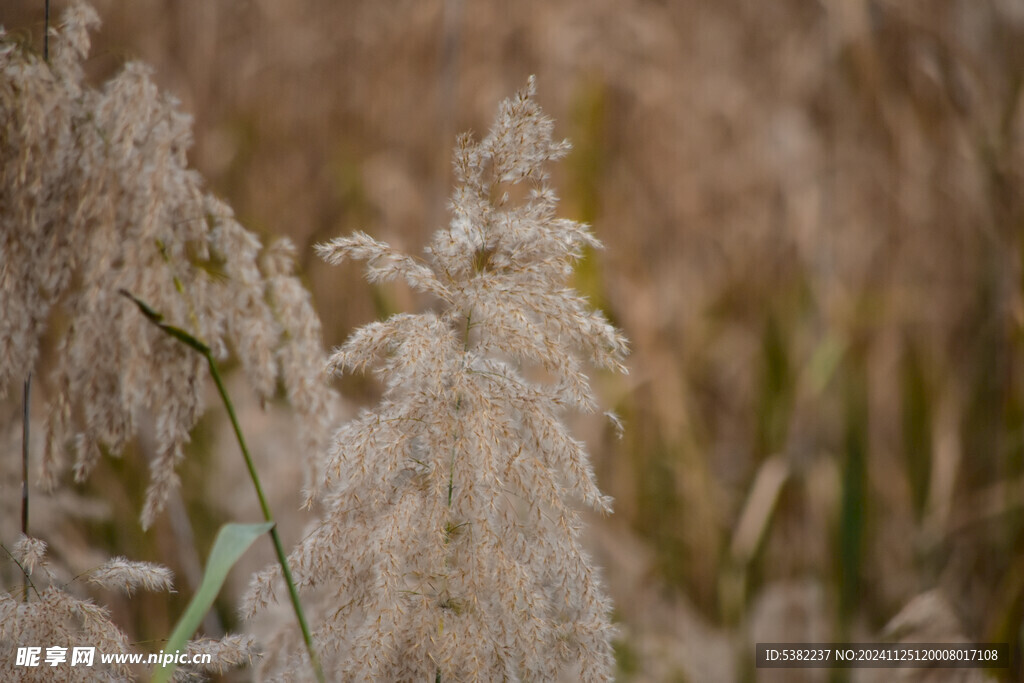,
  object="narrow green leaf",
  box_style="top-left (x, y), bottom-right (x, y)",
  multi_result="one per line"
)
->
top-left (118, 289), bottom-right (164, 323)
top-left (151, 522), bottom-right (274, 683)
top-left (119, 289), bottom-right (211, 354)
top-left (158, 322), bottom-right (212, 354)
